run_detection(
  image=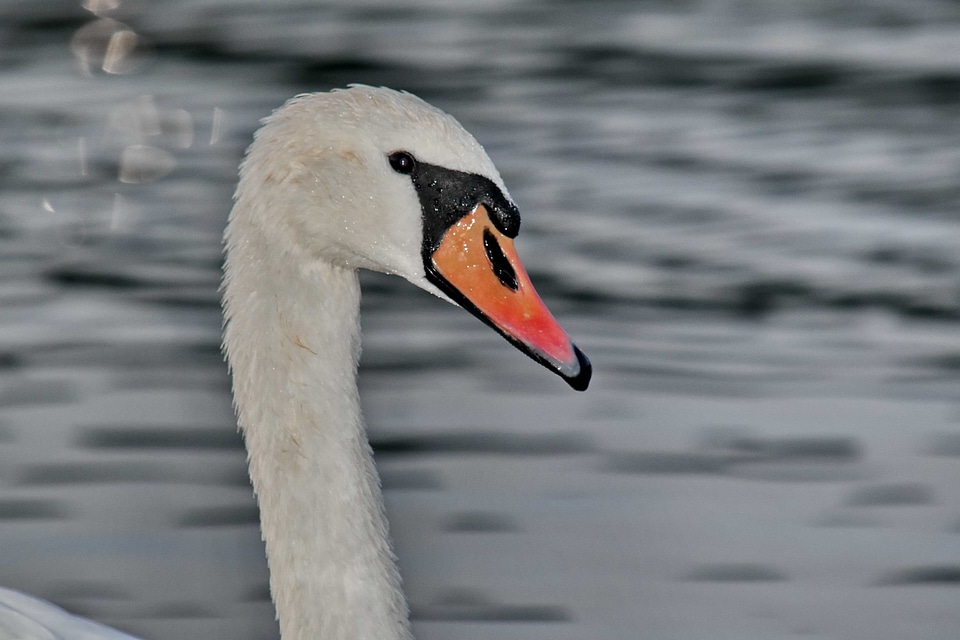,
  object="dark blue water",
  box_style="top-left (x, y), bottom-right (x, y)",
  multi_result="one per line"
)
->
top-left (2, 1), bottom-right (960, 639)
